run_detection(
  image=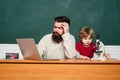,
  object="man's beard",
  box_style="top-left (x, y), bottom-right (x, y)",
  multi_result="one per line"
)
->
top-left (52, 32), bottom-right (63, 43)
